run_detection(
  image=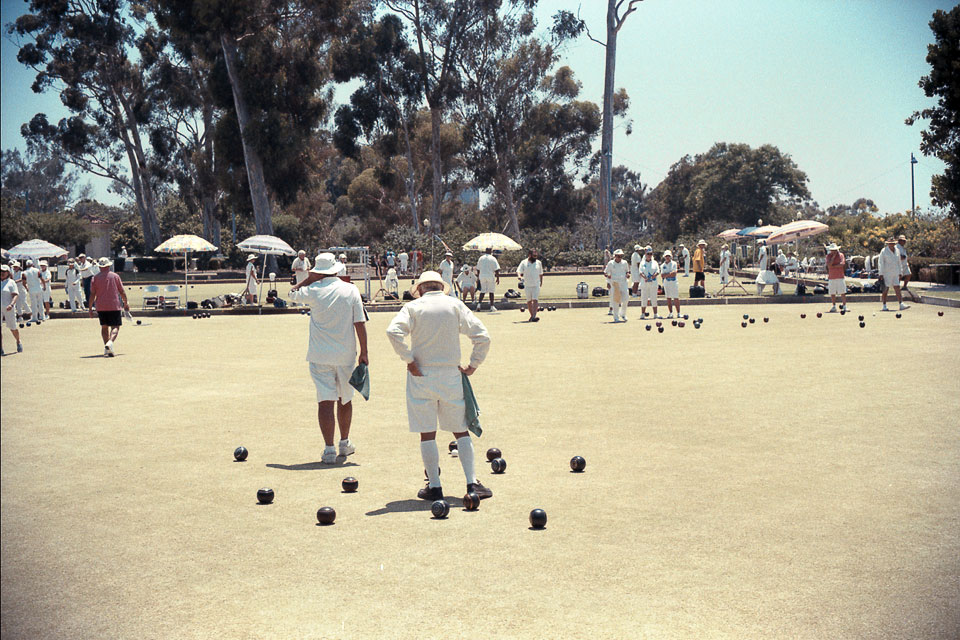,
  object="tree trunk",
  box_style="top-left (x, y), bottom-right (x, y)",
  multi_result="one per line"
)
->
top-left (599, 0), bottom-right (619, 251)
top-left (221, 34), bottom-right (276, 271)
top-left (200, 100), bottom-right (221, 246)
top-left (400, 116), bottom-right (421, 233)
top-left (429, 105), bottom-right (444, 232)
top-left (495, 159), bottom-right (520, 238)
top-left (202, 196), bottom-right (221, 245)
top-left (113, 93), bottom-right (162, 250)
